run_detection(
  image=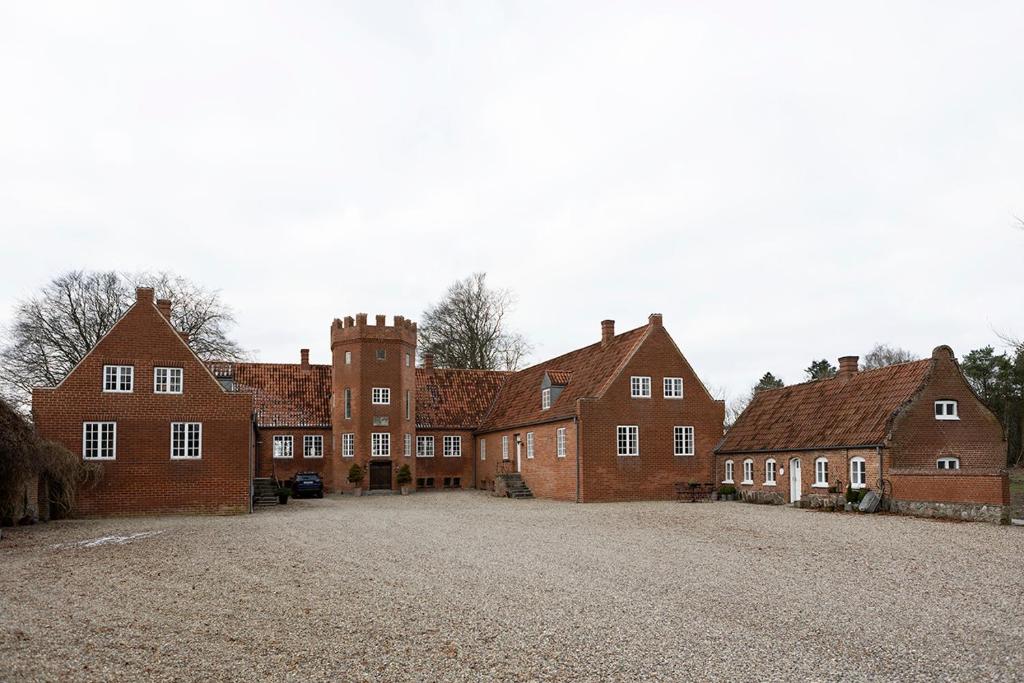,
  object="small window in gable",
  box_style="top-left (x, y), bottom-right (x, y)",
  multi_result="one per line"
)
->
top-left (935, 400), bottom-right (958, 420)
top-left (630, 376), bottom-right (651, 398)
top-left (937, 456), bottom-right (960, 470)
top-left (663, 377), bottom-right (684, 398)
top-left (103, 365), bottom-right (134, 393)
top-left (154, 367), bottom-right (183, 394)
